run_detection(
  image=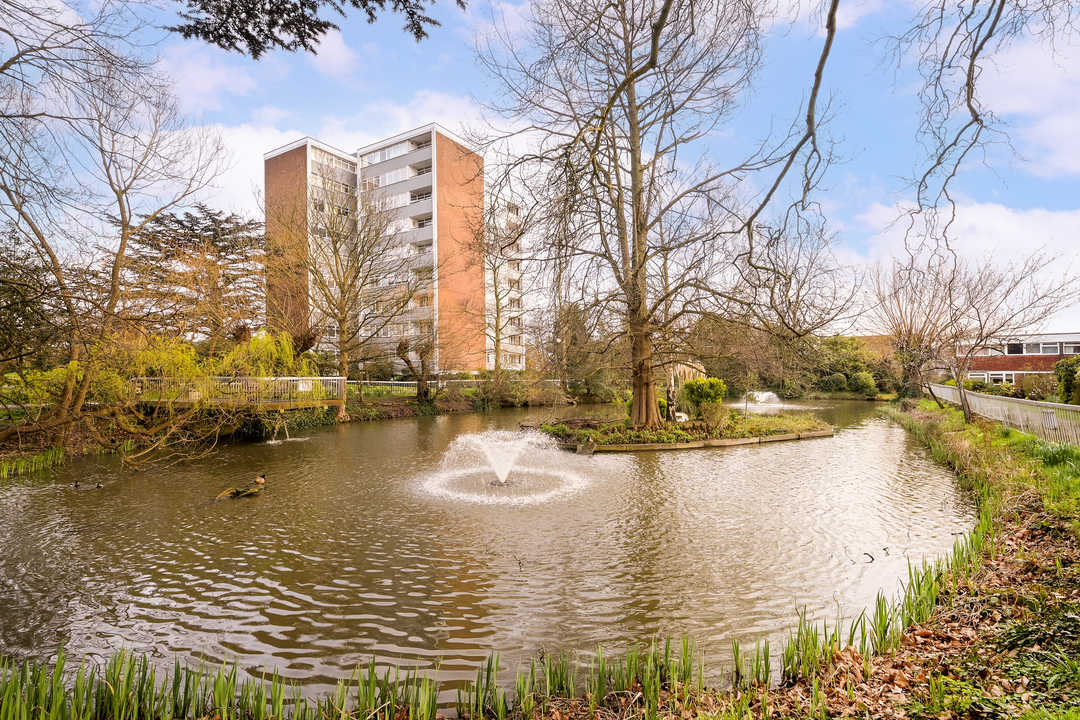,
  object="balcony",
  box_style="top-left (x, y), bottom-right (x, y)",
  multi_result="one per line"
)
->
top-left (360, 145), bottom-right (432, 176)
top-left (407, 198), bottom-right (432, 218)
top-left (397, 225), bottom-right (433, 245)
